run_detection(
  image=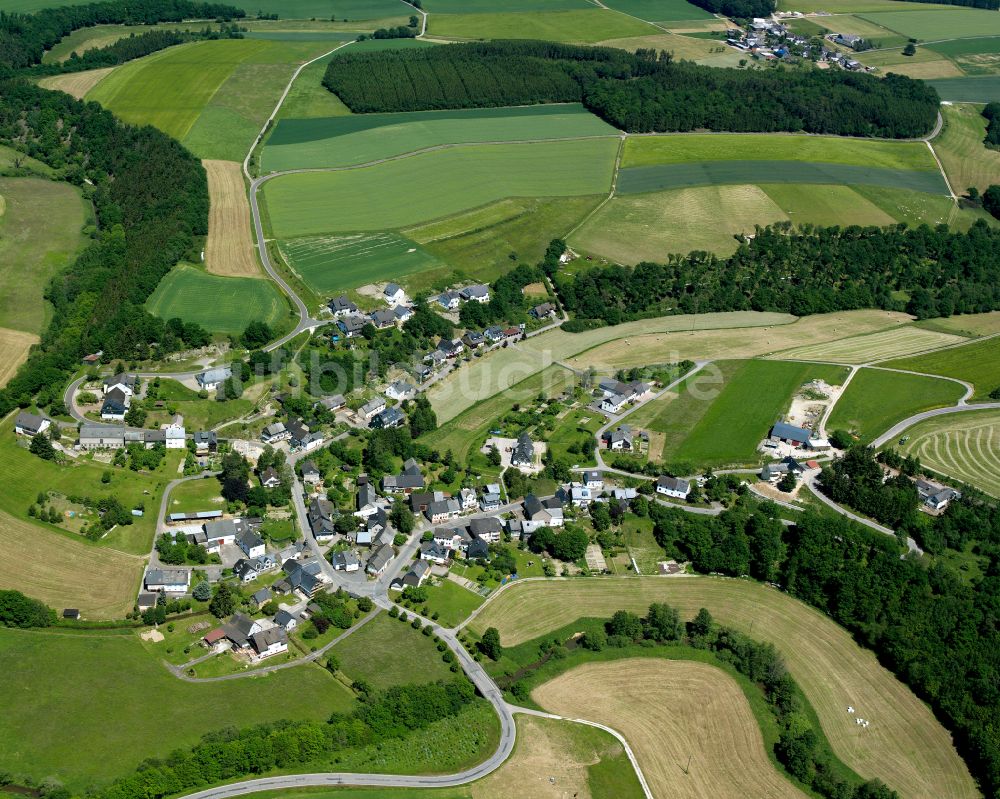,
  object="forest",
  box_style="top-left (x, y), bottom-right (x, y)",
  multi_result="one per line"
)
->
top-left (648, 491), bottom-right (1000, 798)
top-left (0, 0), bottom-right (244, 72)
top-left (322, 41), bottom-right (938, 138)
top-left (553, 220), bottom-right (1000, 326)
top-left (0, 79), bottom-right (209, 415)
top-left (687, 0), bottom-right (776, 22)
